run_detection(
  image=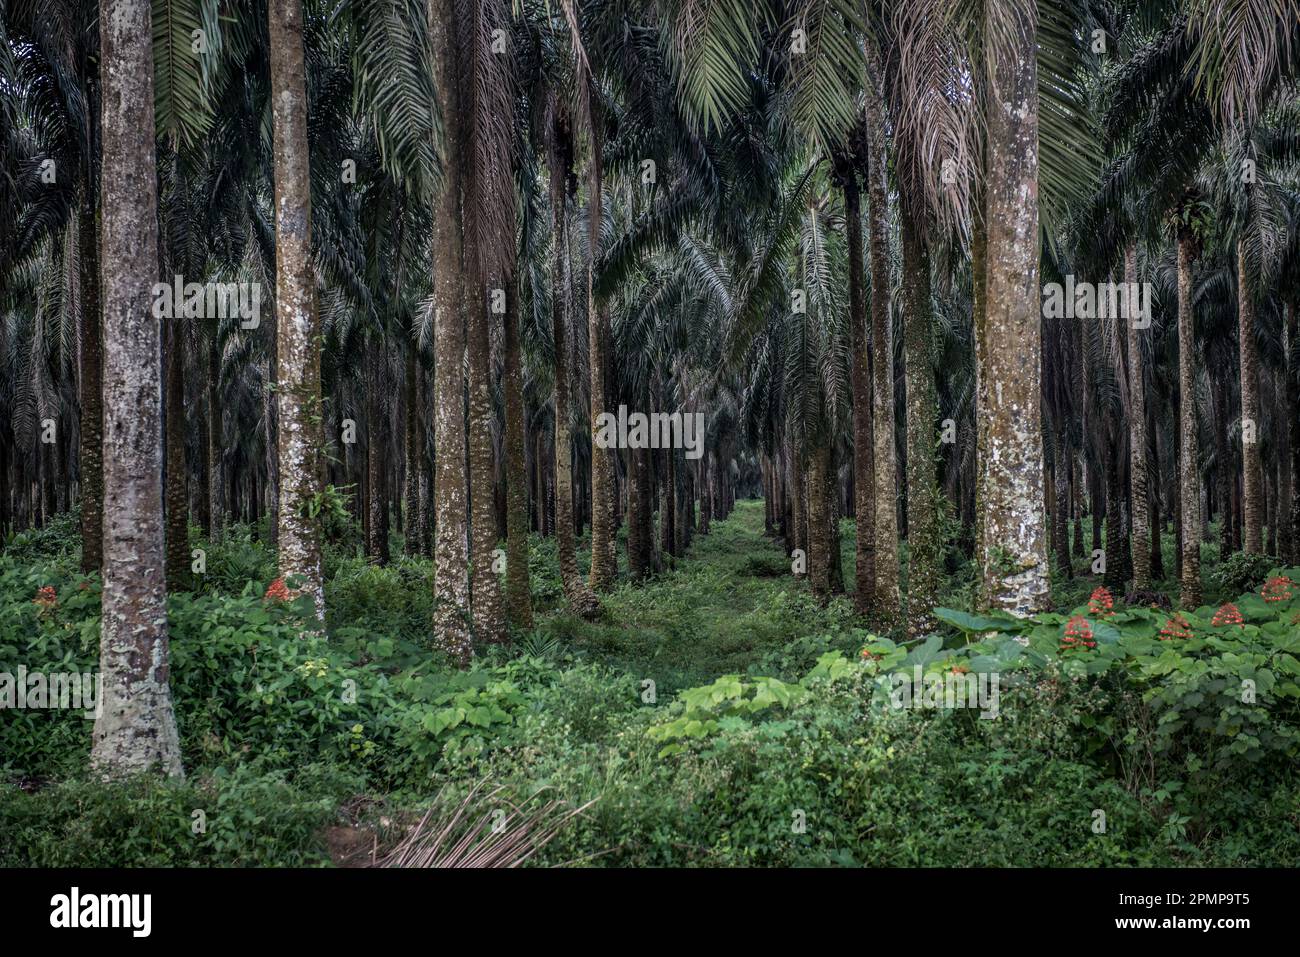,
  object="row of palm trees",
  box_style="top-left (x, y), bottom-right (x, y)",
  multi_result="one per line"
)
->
top-left (1, 0), bottom-right (1298, 777)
